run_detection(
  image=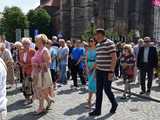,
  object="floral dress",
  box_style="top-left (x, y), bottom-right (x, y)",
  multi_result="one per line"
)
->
top-left (0, 49), bottom-right (14, 84)
top-left (120, 54), bottom-right (135, 82)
